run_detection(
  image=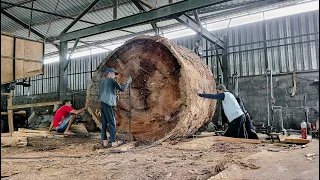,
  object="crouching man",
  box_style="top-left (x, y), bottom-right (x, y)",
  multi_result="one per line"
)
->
top-left (48, 100), bottom-right (87, 134)
top-left (197, 84), bottom-right (250, 139)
